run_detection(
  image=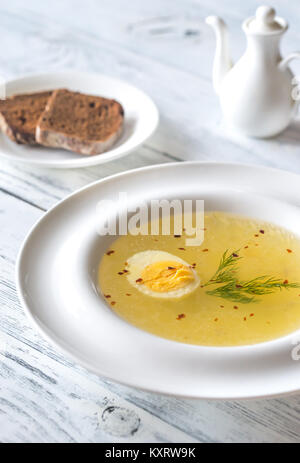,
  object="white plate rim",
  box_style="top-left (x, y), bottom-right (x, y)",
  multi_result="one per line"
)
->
top-left (16, 161), bottom-right (300, 400)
